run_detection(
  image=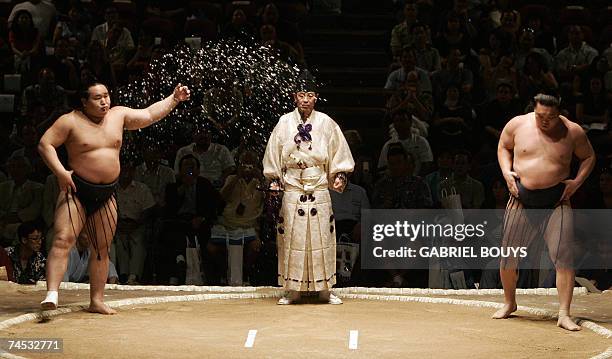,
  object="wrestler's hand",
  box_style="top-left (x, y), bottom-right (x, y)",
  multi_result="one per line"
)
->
top-left (561, 179), bottom-right (579, 201)
top-left (173, 83), bottom-right (191, 102)
top-left (58, 169), bottom-right (77, 193)
top-left (503, 171), bottom-right (519, 198)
